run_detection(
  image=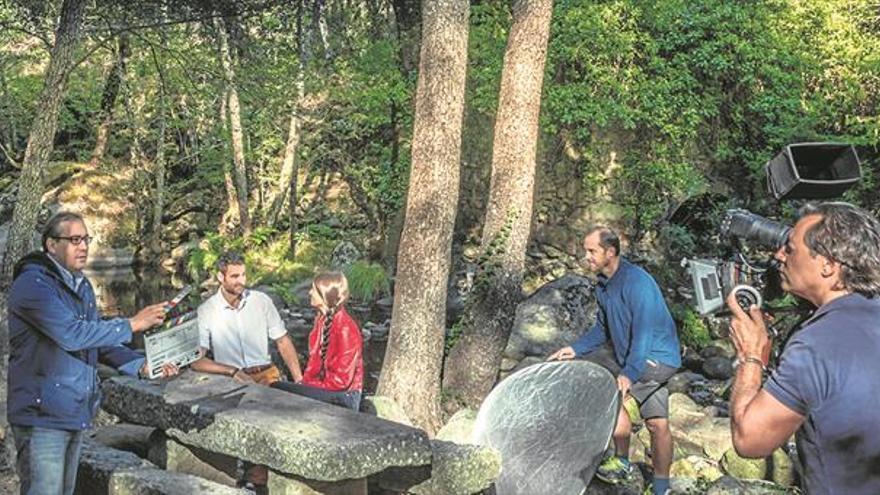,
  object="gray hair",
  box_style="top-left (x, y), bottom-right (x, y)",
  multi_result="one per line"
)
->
top-left (42, 211), bottom-right (85, 252)
top-left (585, 225), bottom-right (620, 256)
top-left (799, 202), bottom-right (880, 297)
